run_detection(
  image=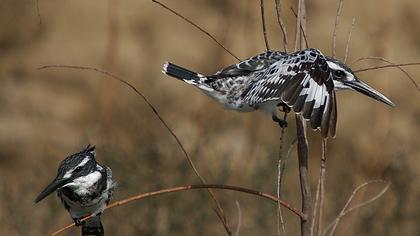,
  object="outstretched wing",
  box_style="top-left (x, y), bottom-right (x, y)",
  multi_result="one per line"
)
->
top-left (243, 48), bottom-right (337, 138)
